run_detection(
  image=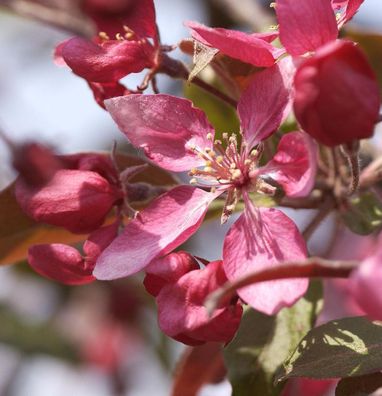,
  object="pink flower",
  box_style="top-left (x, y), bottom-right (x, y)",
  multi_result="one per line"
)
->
top-left (95, 60), bottom-right (317, 315)
top-left (275, 0), bottom-right (380, 146)
top-left (185, 21), bottom-right (282, 67)
top-left (55, 0), bottom-right (159, 106)
top-left (145, 252), bottom-right (243, 345)
top-left (15, 168), bottom-right (122, 234)
top-left (28, 222), bottom-right (118, 285)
